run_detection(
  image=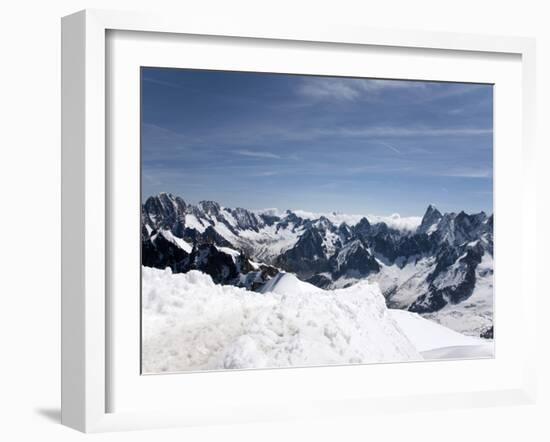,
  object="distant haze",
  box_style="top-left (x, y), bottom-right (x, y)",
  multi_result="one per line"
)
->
top-left (141, 68), bottom-right (493, 216)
